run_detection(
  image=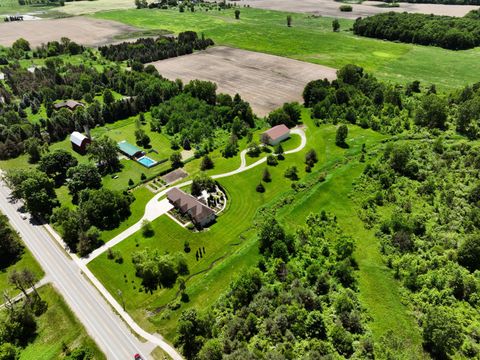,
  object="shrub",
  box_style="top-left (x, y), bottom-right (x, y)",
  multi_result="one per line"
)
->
top-left (256, 183), bottom-right (265, 193)
top-left (267, 155), bottom-right (278, 166)
top-left (339, 5), bottom-right (352, 11)
top-left (284, 166), bottom-right (299, 180)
